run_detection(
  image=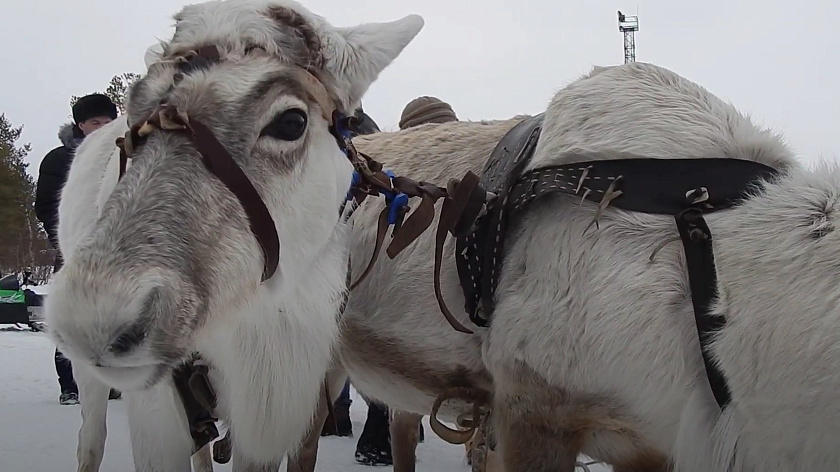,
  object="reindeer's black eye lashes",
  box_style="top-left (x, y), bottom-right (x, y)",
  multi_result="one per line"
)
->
top-left (244, 44), bottom-right (266, 54)
top-left (260, 108), bottom-right (308, 141)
